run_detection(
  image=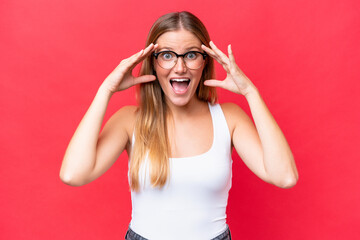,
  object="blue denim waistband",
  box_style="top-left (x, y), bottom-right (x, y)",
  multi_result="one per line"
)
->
top-left (125, 225), bottom-right (231, 240)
